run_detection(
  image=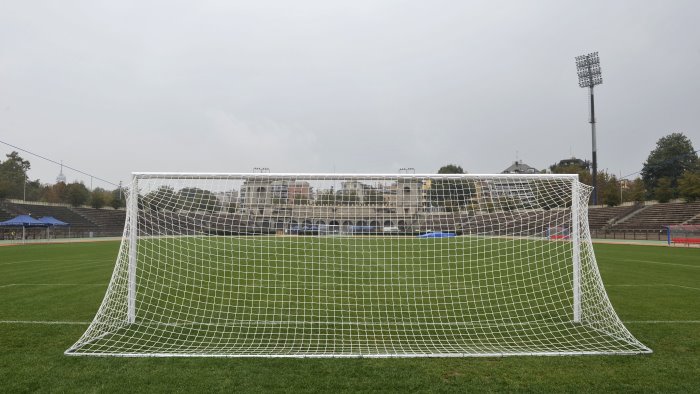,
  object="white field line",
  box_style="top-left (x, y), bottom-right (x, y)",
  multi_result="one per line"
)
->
top-left (607, 284), bottom-right (700, 291)
top-left (1, 319), bottom-right (699, 326)
top-left (0, 258), bottom-right (56, 266)
top-left (3, 260), bottom-right (110, 276)
top-left (0, 320), bottom-right (90, 325)
top-left (623, 321), bottom-right (700, 324)
top-left (0, 283), bottom-right (105, 287)
top-left (619, 258), bottom-right (700, 269)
